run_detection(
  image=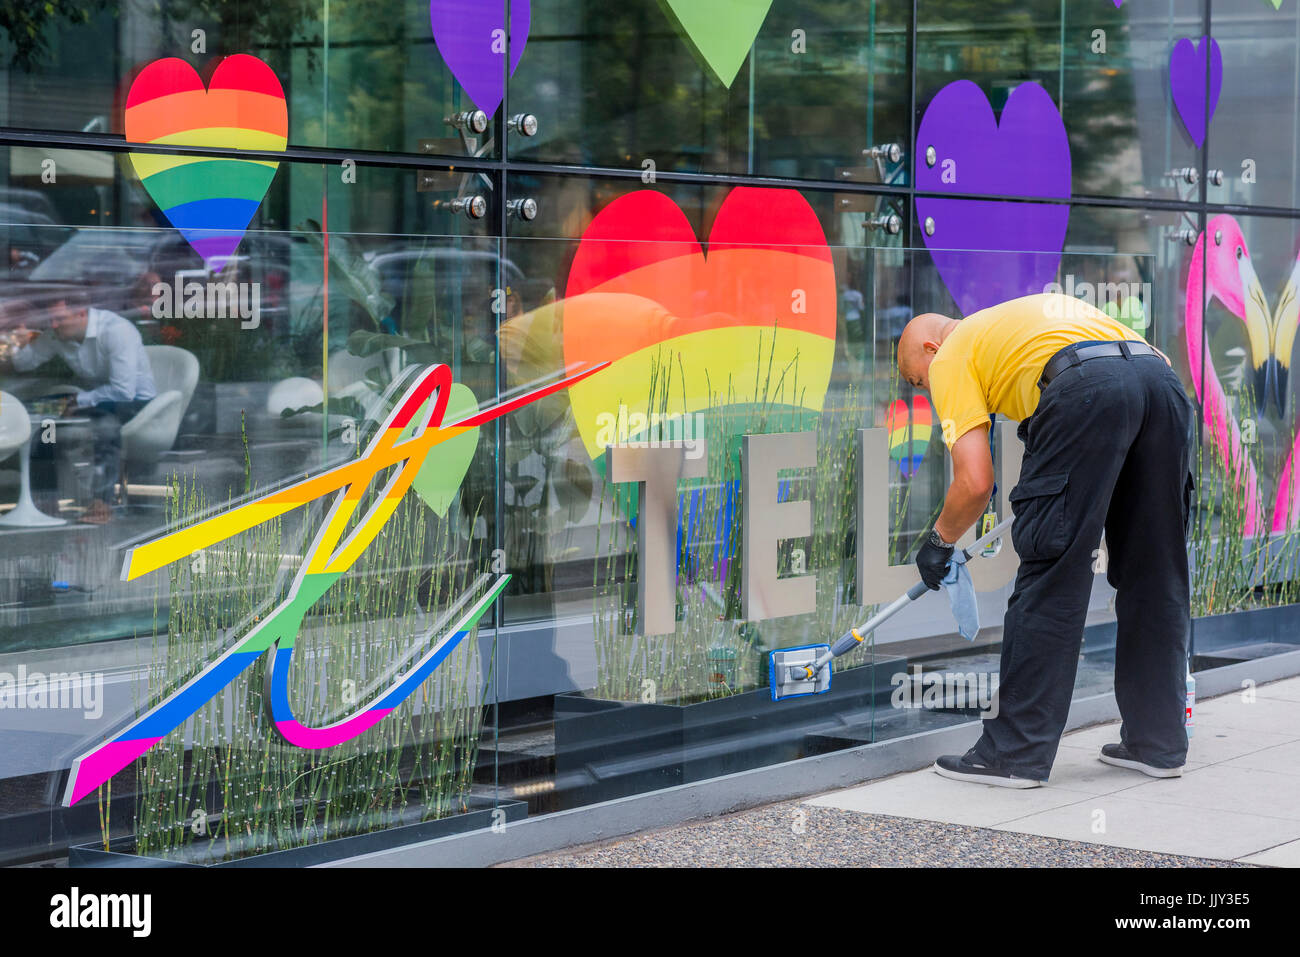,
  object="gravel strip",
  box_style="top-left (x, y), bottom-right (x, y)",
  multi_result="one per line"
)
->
top-left (502, 802), bottom-right (1255, 868)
